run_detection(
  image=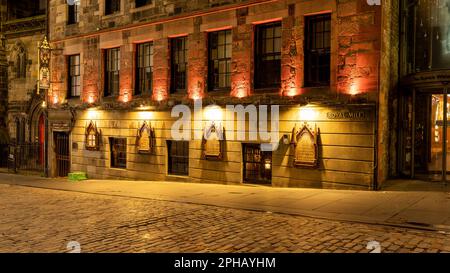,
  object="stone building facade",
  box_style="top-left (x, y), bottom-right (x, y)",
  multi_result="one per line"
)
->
top-left (46, 0), bottom-right (399, 190)
top-left (0, 0), bottom-right (47, 170)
